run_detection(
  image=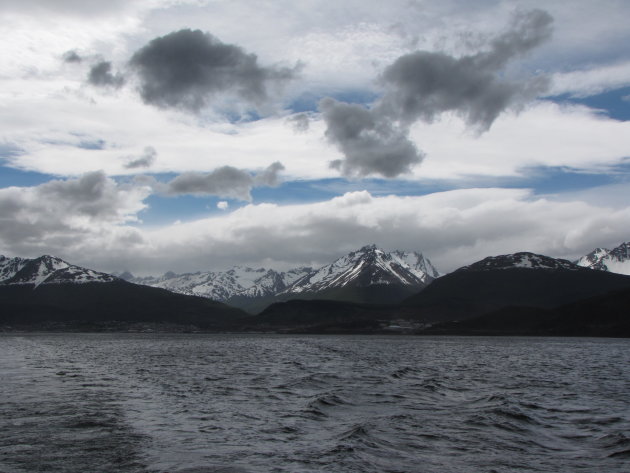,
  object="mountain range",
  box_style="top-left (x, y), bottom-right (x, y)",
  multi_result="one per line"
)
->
top-left (0, 255), bottom-right (245, 330)
top-left (576, 242), bottom-right (630, 275)
top-left (124, 245), bottom-right (440, 311)
top-left (2, 241), bottom-right (630, 335)
top-left (250, 250), bottom-right (630, 335)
